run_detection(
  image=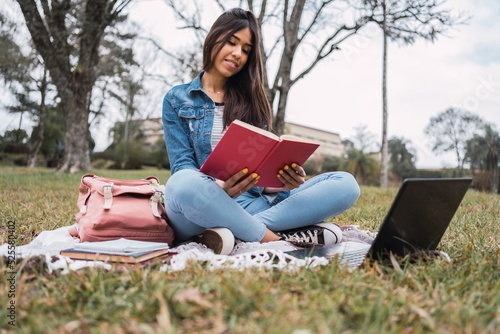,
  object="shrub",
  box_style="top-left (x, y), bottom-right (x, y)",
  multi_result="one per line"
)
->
top-left (321, 155), bottom-right (342, 173)
top-left (14, 155), bottom-right (28, 166)
top-left (4, 143), bottom-right (30, 154)
top-left (302, 159), bottom-right (320, 176)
